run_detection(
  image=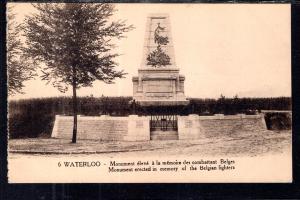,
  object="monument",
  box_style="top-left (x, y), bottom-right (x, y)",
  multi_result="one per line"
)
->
top-left (132, 14), bottom-right (189, 106)
top-left (51, 14), bottom-right (268, 141)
